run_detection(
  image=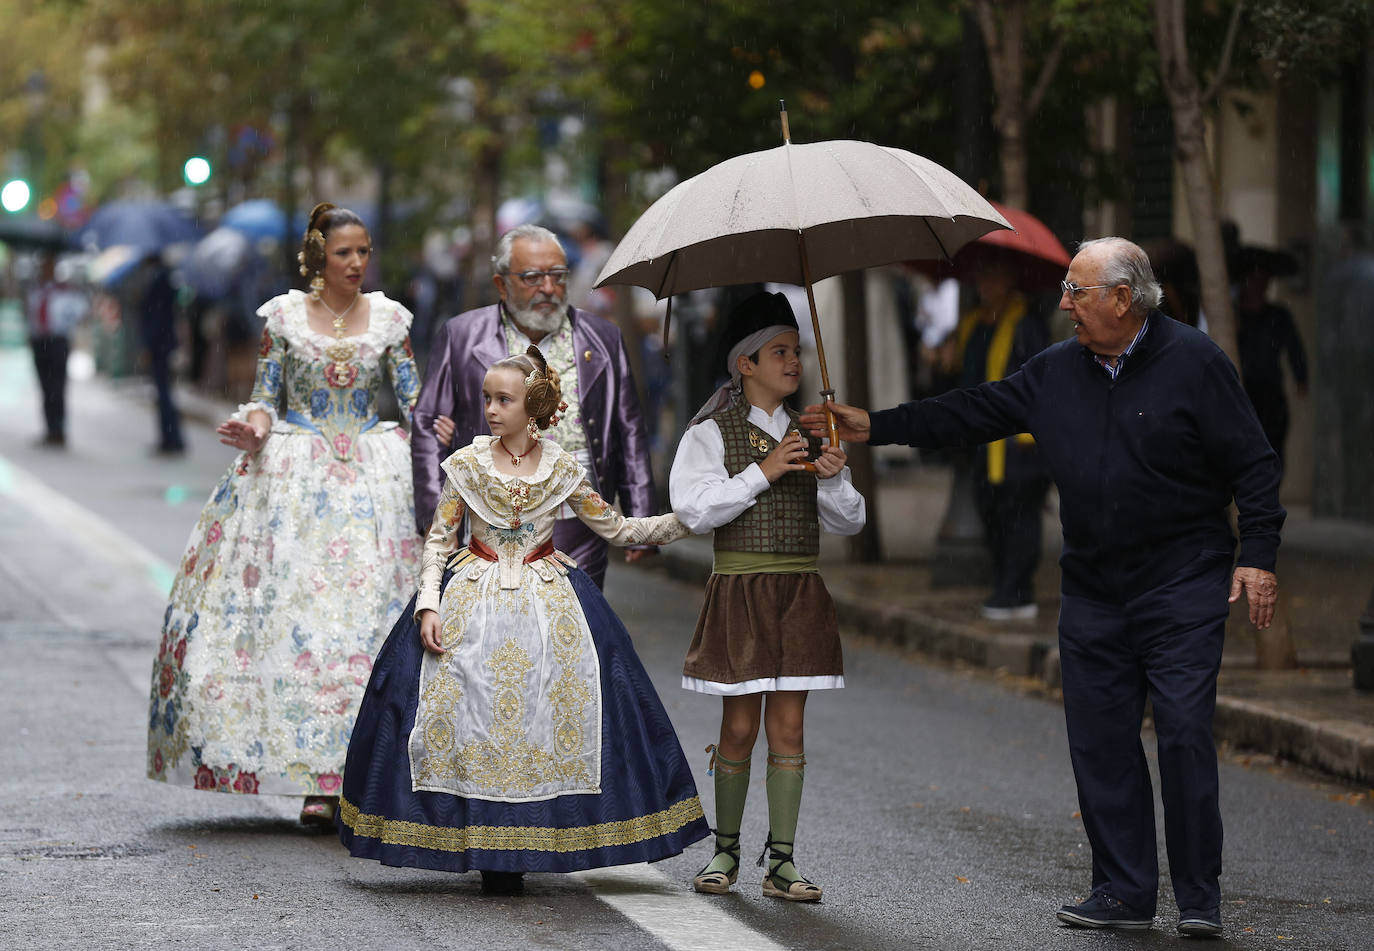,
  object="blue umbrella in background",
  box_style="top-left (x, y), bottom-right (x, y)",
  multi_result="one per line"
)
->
top-left (221, 199), bottom-right (291, 239)
top-left (182, 226), bottom-right (258, 298)
top-left (79, 200), bottom-right (201, 252)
